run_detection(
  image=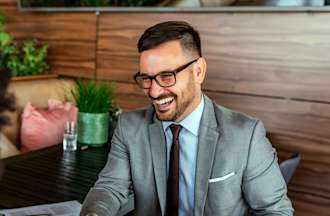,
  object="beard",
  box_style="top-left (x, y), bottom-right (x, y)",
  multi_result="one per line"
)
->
top-left (152, 75), bottom-right (196, 122)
